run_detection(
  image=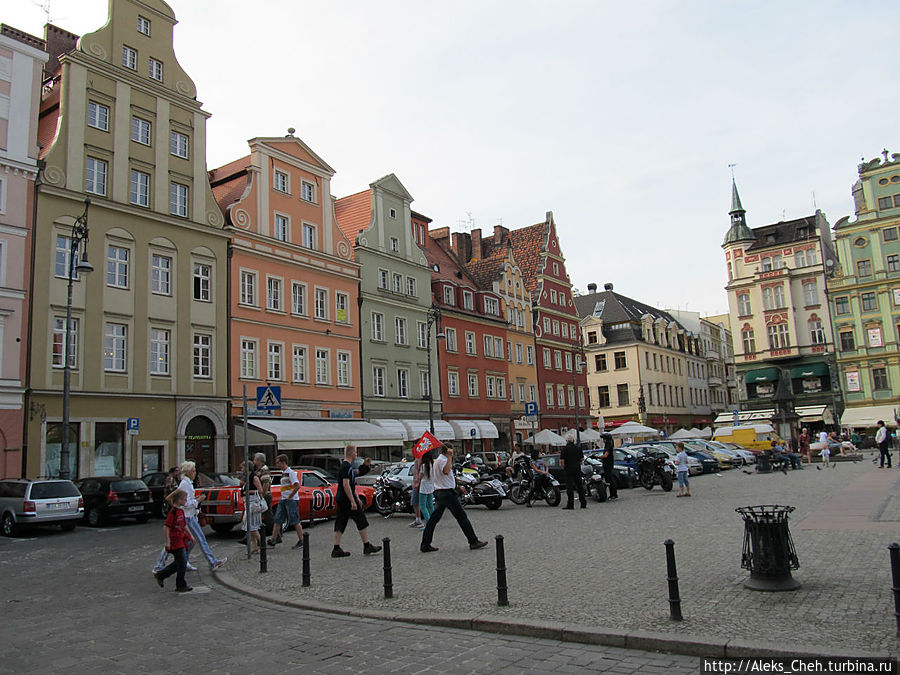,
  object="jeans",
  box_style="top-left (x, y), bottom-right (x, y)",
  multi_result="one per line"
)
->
top-left (157, 547), bottom-right (189, 589)
top-left (784, 452), bottom-right (801, 469)
top-left (421, 489), bottom-right (478, 547)
top-left (677, 471), bottom-right (689, 489)
top-left (154, 516), bottom-right (218, 571)
top-left (419, 492), bottom-right (434, 521)
top-left (880, 442), bottom-right (892, 468)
